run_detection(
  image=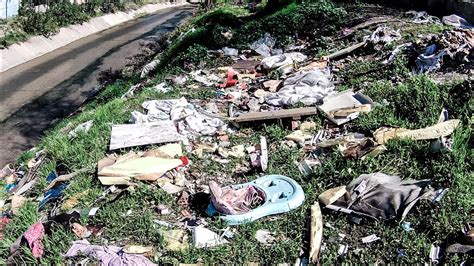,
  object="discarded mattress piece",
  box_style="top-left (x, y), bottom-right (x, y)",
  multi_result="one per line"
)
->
top-left (324, 173), bottom-right (434, 220)
top-left (97, 150), bottom-right (183, 185)
top-left (317, 90), bottom-right (374, 125)
top-left (131, 97), bottom-right (226, 137)
top-left (64, 239), bottom-right (156, 266)
top-left (109, 121), bottom-right (184, 150)
top-left (265, 68), bottom-right (335, 106)
top-left (207, 175), bottom-right (305, 225)
top-left (374, 119), bottom-right (460, 144)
